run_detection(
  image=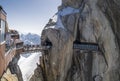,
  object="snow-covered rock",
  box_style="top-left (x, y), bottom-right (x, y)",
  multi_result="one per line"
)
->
top-left (58, 7), bottom-right (79, 16)
top-left (18, 53), bottom-right (41, 81)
